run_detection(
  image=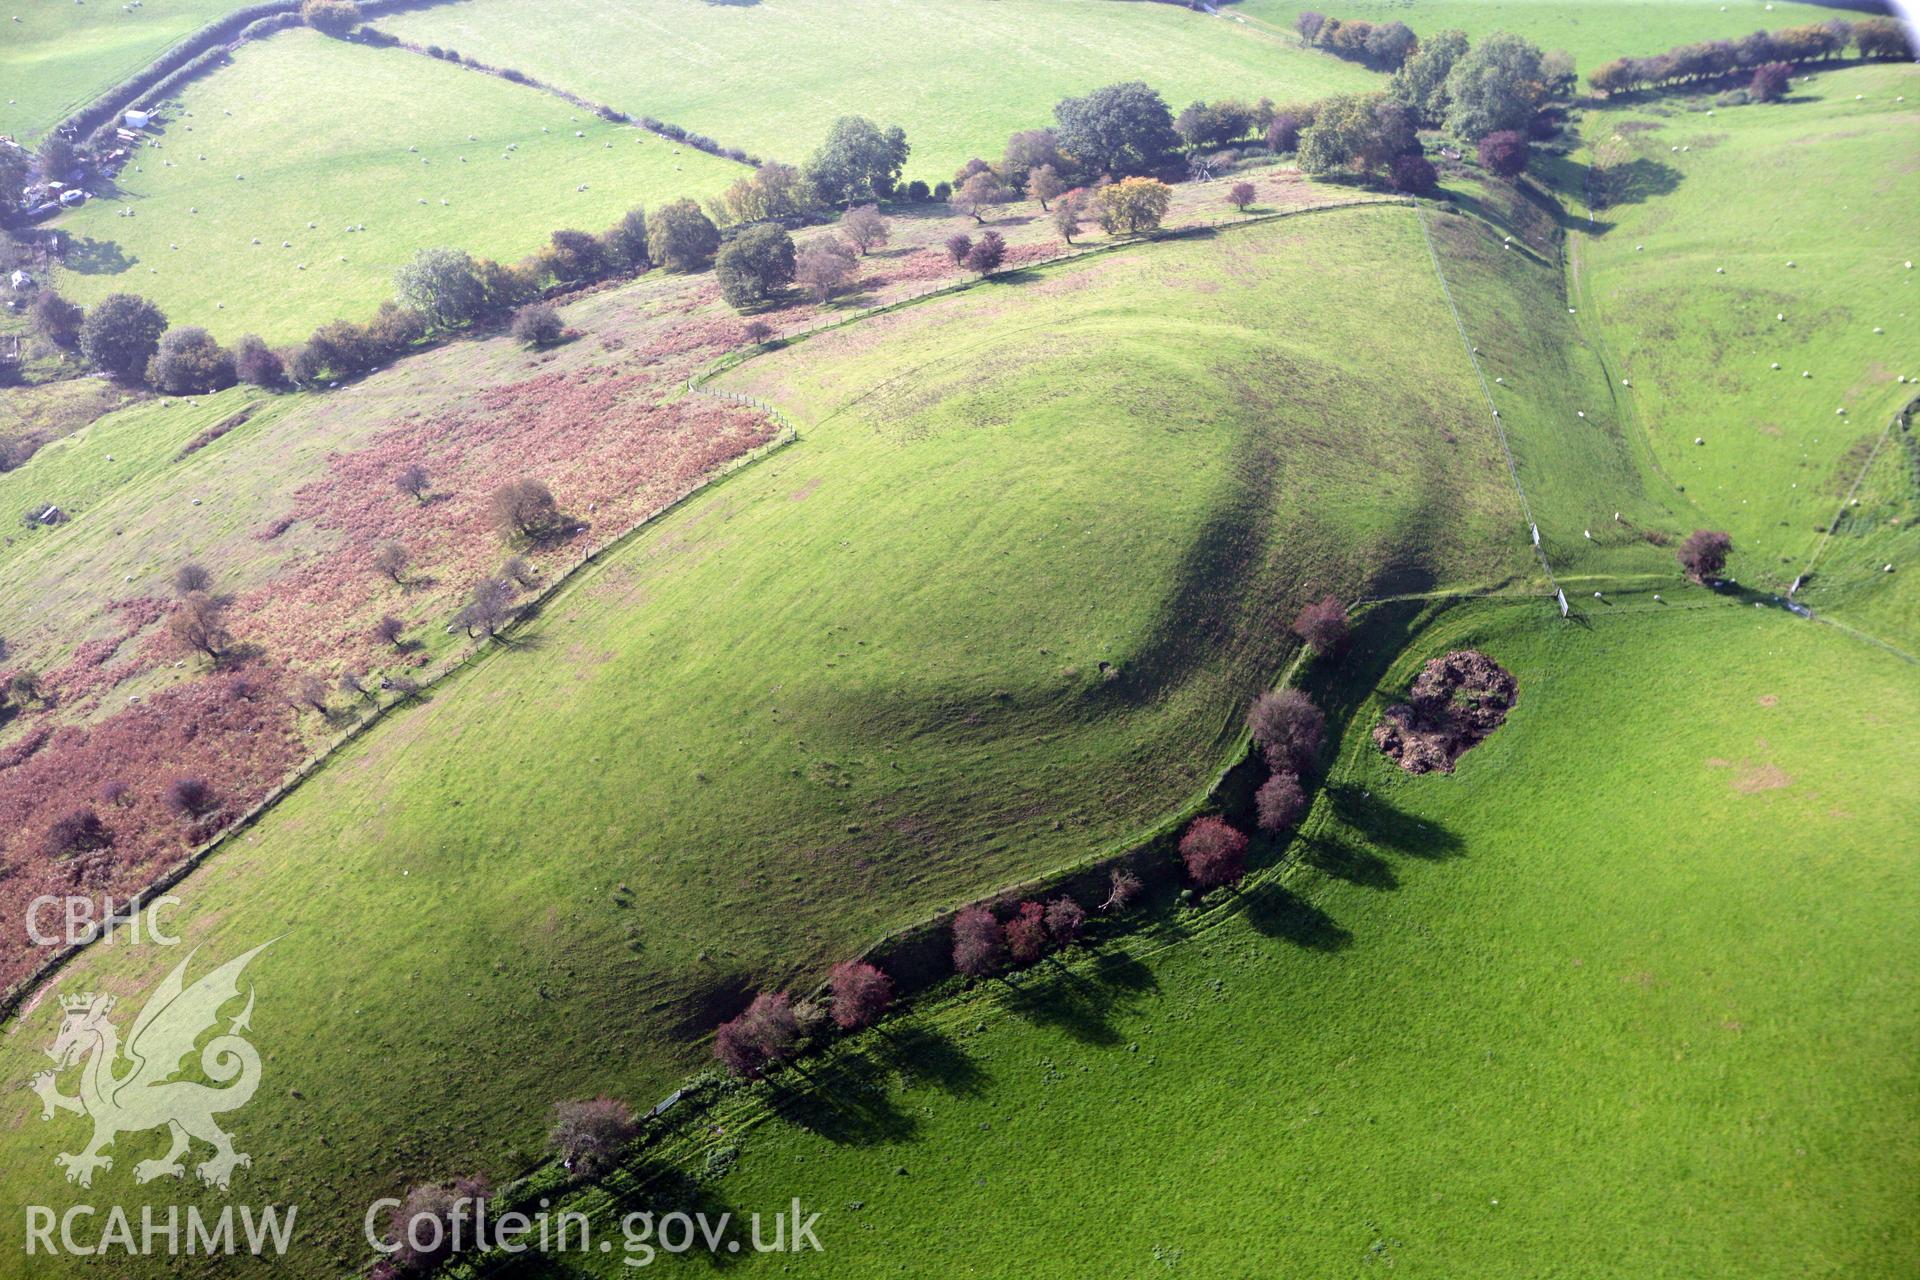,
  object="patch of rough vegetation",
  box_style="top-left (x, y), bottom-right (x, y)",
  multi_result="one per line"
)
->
top-left (1373, 649), bottom-right (1517, 774)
